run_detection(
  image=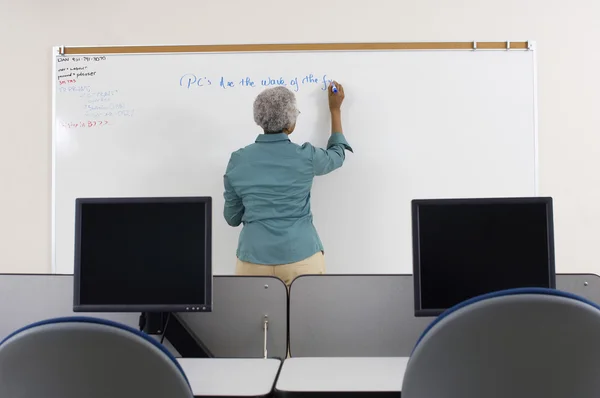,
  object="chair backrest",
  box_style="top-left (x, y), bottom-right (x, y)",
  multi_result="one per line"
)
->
top-left (0, 316), bottom-right (193, 398)
top-left (402, 288), bottom-right (600, 398)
